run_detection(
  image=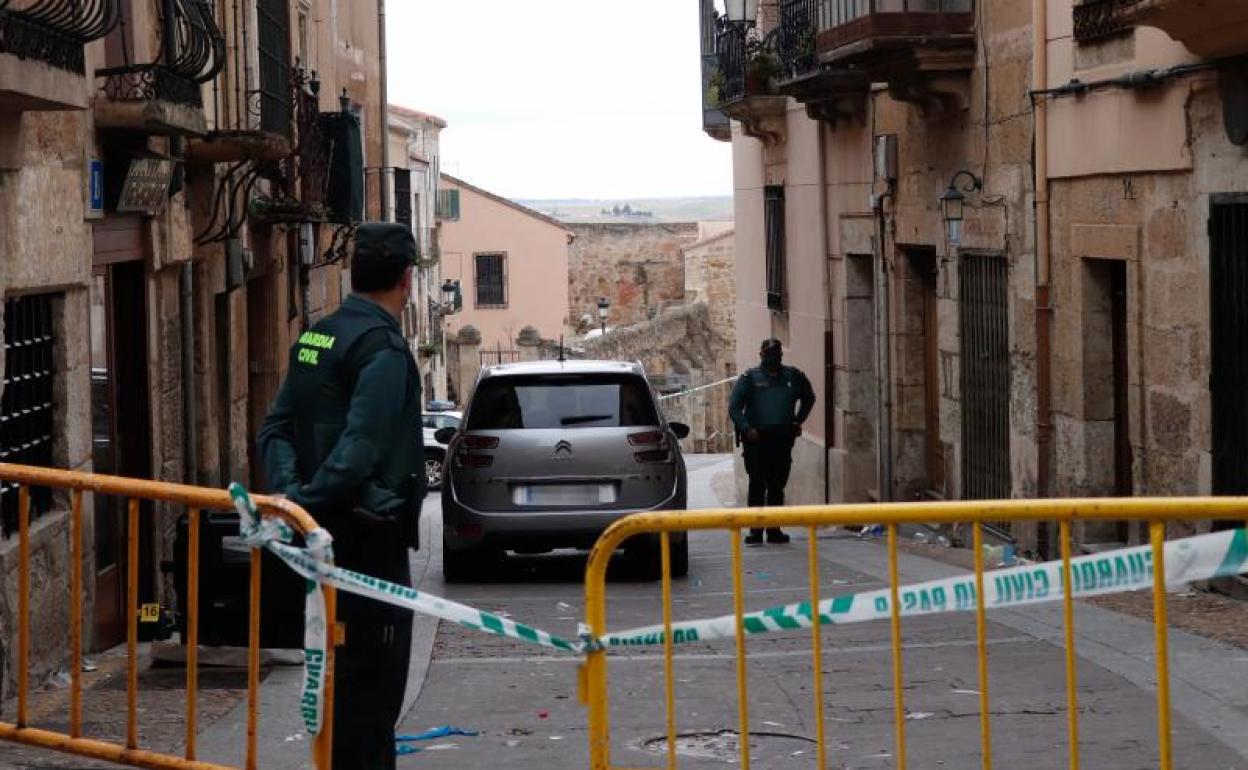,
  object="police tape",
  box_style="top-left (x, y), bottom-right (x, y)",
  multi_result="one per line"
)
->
top-left (599, 526), bottom-right (1248, 648)
top-left (226, 483), bottom-right (1248, 732)
top-left (227, 484), bottom-right (581, 738)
